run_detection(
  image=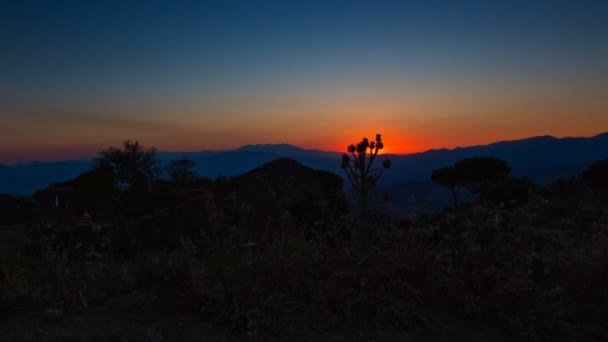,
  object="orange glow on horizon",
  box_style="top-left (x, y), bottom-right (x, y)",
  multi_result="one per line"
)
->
top-left (3, 129), bottom-right (608, 164)
top-left (315, 133), bottom-right (417, 155)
